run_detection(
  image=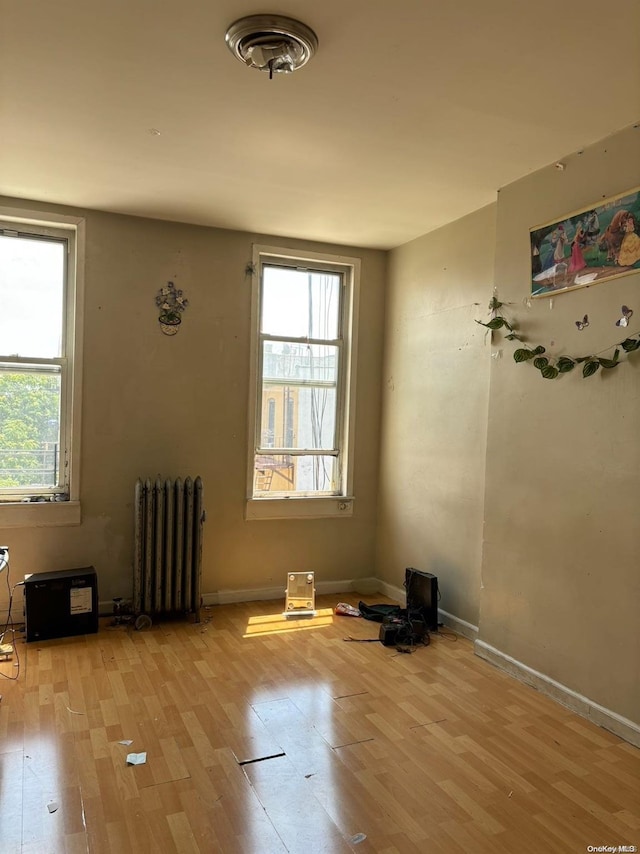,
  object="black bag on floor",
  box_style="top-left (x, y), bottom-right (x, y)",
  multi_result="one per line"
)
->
top-left (359, 601), bottom-right (430, 646)
top-left (358, 602), bottom-right (402, 622)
